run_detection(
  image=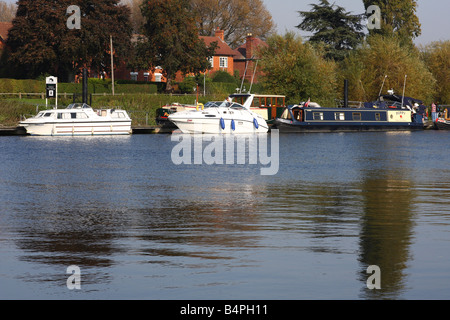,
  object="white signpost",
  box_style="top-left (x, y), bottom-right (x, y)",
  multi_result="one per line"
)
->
top-left (46, 76), bottom-right (58, 109)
